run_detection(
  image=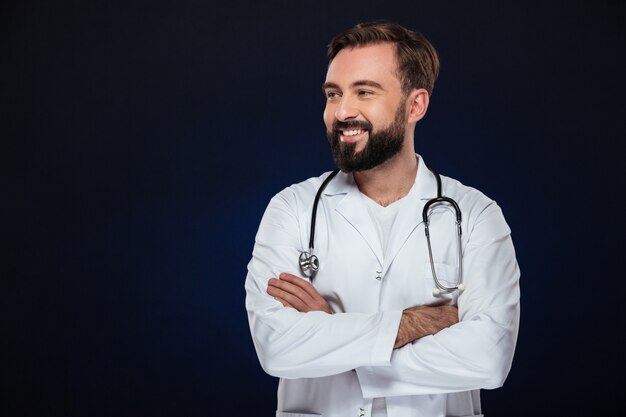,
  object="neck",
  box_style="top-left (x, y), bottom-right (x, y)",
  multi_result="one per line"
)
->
top-left (353, 147), bottom-right (418, 207)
